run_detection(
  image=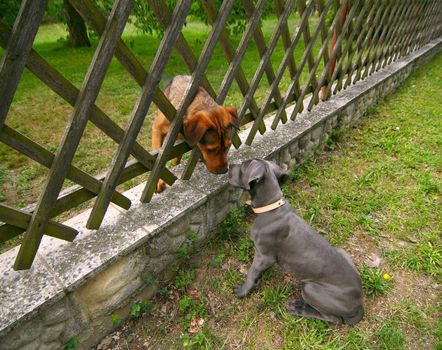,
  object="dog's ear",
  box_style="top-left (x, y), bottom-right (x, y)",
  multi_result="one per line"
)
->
top-left (267, 161), bottom-right (289, 186)
top-left (245, 160), bottom-right (267, 190)
top-left (225, 107), bottom-right (240, 130)
top-left (183, 111), bottom-right (212, 146)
